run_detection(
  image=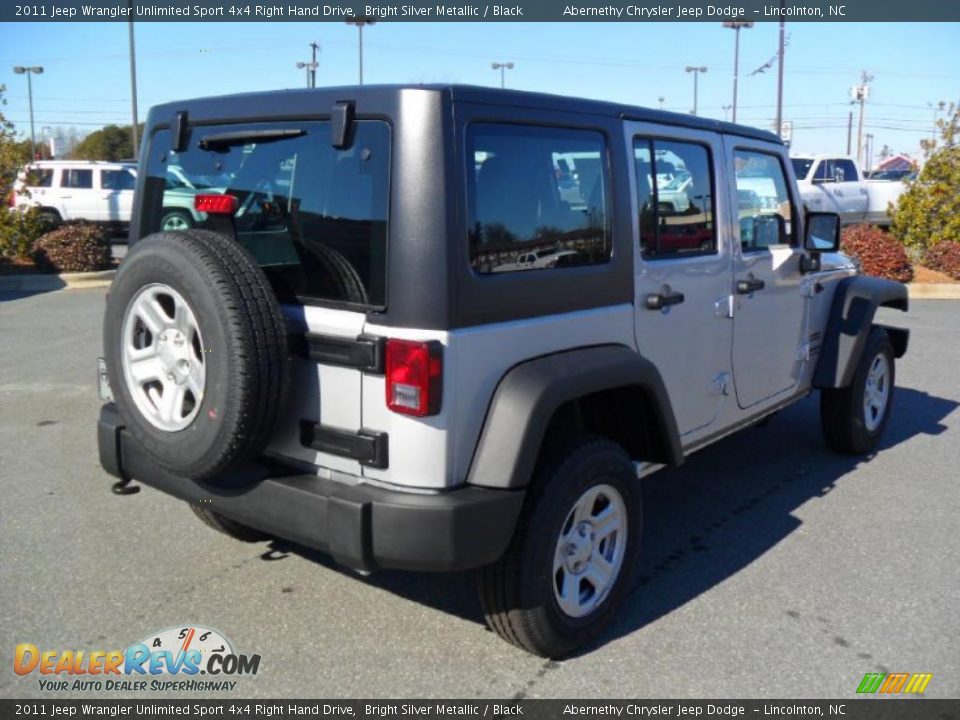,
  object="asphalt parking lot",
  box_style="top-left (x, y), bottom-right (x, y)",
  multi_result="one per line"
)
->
top-left (1, 288), bottom-right (958, 700)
